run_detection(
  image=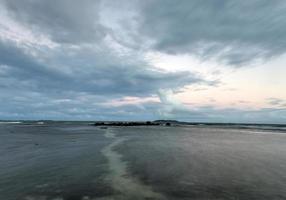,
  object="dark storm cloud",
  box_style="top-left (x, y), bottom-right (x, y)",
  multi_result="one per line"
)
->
top-left (0, 22), bottom-right (194, 120)
top-left (0, 39), bottom-right (203, 96)
top-left (0, 0), bottom-right (284, 122)
top-left (0, 0), bottom-right (210, 120)
top-left (2, 0), bottom-right (105, 44)
top-left (6, 0), bottom-right (286, 66)
top-left (139, 0), bottom-right (286, 65)
top-left (0, 40), bottom-right (69, 83)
